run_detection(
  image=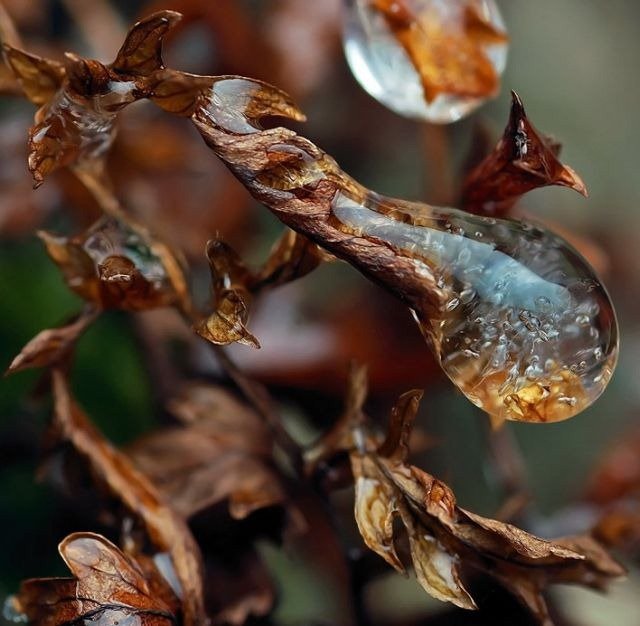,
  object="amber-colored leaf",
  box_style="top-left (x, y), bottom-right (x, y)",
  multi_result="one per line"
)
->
top-left (372, 0), bottom-right (508, 103)
top-left (1, 45), bottom-right (64, 105)
top-left (4, 11), bottom-right (186, 186)
top-left (128, 383), bottom-right (286, 520)
top-left (194, 238), bottom-right (259, 348)
top-left (5, 306), bottom-right (97, 375)
top-left (111, 10), bottom-right (181, 76)
top-left (462, 91), bottom-right (588, 217)
top-left (8, 532), bottom-right (176, 626)
top-left (352, 455), bottom-right (404, 573)
top-left (49, 371), bottom-right (205, 626)
top-left (250, 228), bottom-right (326, 291)
top-left (39, 216), bottom-right (190, 312)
